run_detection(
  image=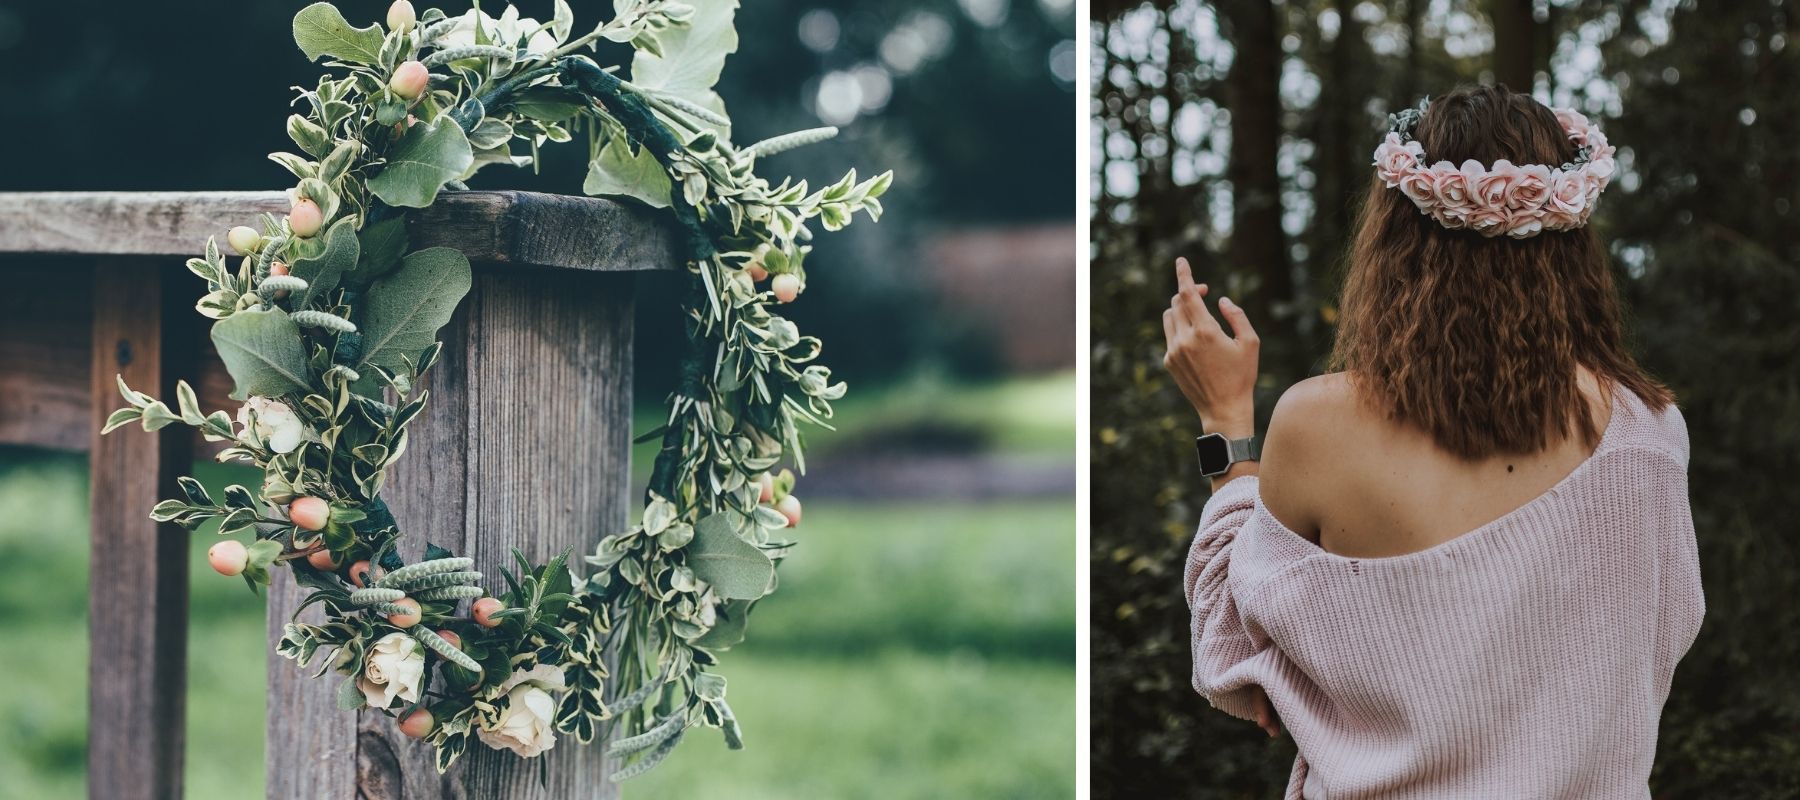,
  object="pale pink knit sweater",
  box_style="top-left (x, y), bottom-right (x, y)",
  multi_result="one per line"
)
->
top-left (1185, 385), bottom-right (1704, 799)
